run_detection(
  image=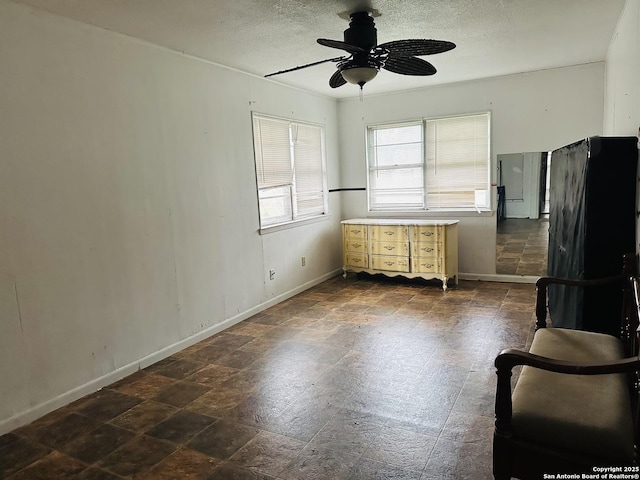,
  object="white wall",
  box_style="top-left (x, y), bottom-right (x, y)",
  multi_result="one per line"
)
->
top-left (604, 0), bottom-right (640, 136)
top-left (338, 64), bottom-right (605, 274)
top-left (0, 0), bottom-right (341, 433)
